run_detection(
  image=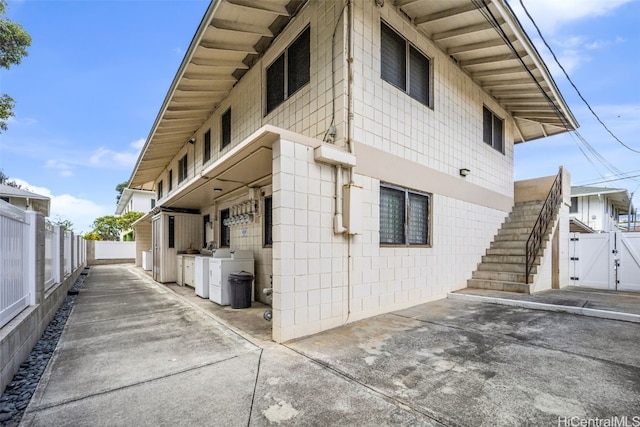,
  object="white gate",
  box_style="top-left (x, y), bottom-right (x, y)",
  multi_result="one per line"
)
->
top-left (569, 232), bottom-right (640, 291)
